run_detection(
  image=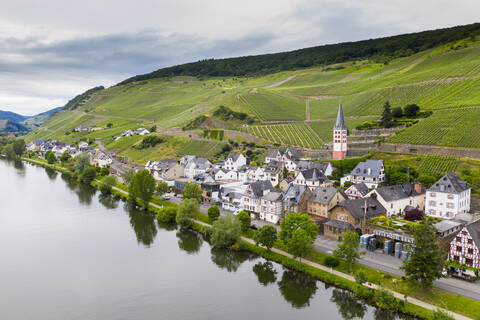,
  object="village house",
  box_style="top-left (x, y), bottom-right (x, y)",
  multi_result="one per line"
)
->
top-left (91, 150), bottom-right (113, 168)
top-left (425, 172), bottom-right (471, 220)
top-left (136, 128), bottom-right (150, 136)
top-left (283, 184), bottom-right (312, 214)
top-left (367, 182), bottom-right (426, 217)
top-left (259, 191), bottom-right (284, 224)
top-left (278, 178), bottom-right (292, 192)
top-left (294, 168), bottom-right (332, 190)
top-left (213, 168), bottom-right (238, 181)
top-left (192, 172), bottom-right (216, 184)
top-left (341, 159), bottom-right (385, 188)
top-left (264, 160), bottom-right (283, 186)
top-left (282, 147), bottom-right (301, 172)
top-left (26, 140), bottom-right (46, 152)
top-left (223, 152), bottom-right (247, 171)
top-left (146, 159), bottom-right (184, 181)
top-left (246, 166), bottom-right (265, 182)
top-left (242, 180), bottom-right (274, 213)
top-left (219, 182), bottom-right (248, 212)
top-left (326, 196), bottom-right (386, 240)
top-left (447, 219), bottom-right (480, 280)
top-left (183, 157), bottom-right (212, 179)
top-left (265, 148), bottom-right (286, 164)
top-left (201, 183), bottom-right (220, 204)
top-left (295, 160), bottom-right (333, 177)
top-left (345, 182), bottom-right (370, 200)
top-left (307, 187), bottom-right (347, 223)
